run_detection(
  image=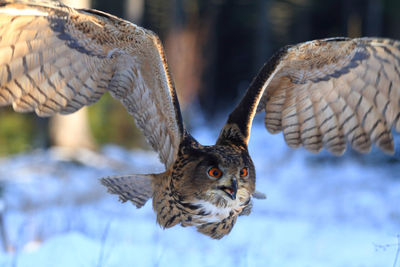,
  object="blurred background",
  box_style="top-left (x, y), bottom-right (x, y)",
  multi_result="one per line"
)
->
top-left (1, 0), bottom-right (400, 155)
top-left (0, 1), bottom-right (400, 266)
